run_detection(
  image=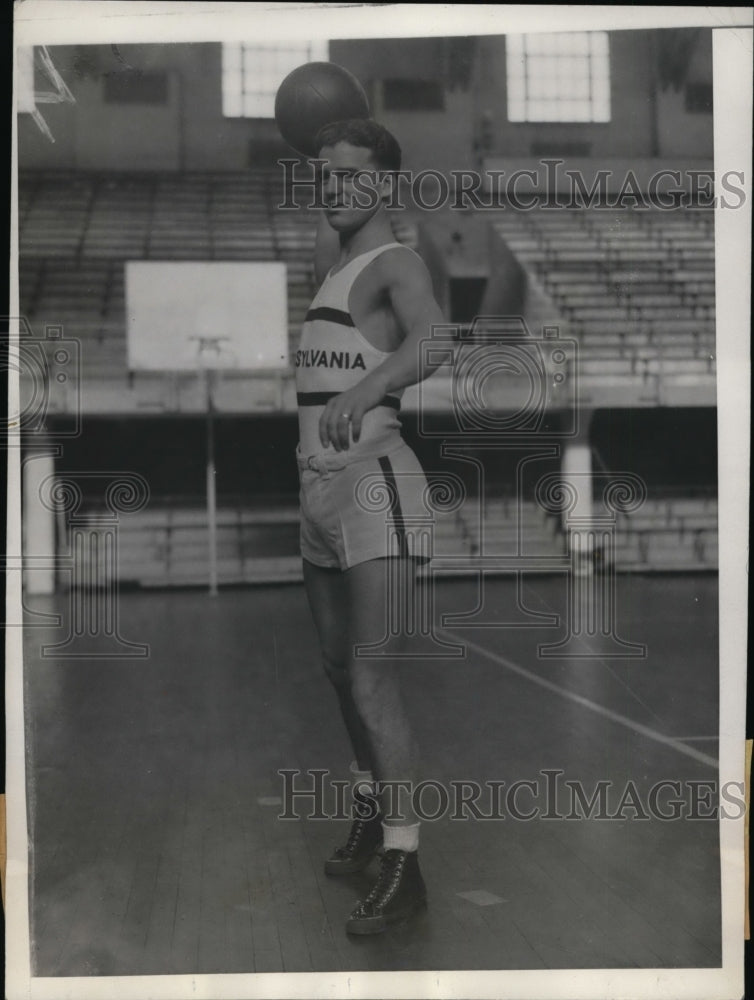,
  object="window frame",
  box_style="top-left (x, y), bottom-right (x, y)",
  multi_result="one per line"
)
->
top-left (221, 41), bottom-right (330, 119)
top-left (505, 32), bottom-right (611, 125)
